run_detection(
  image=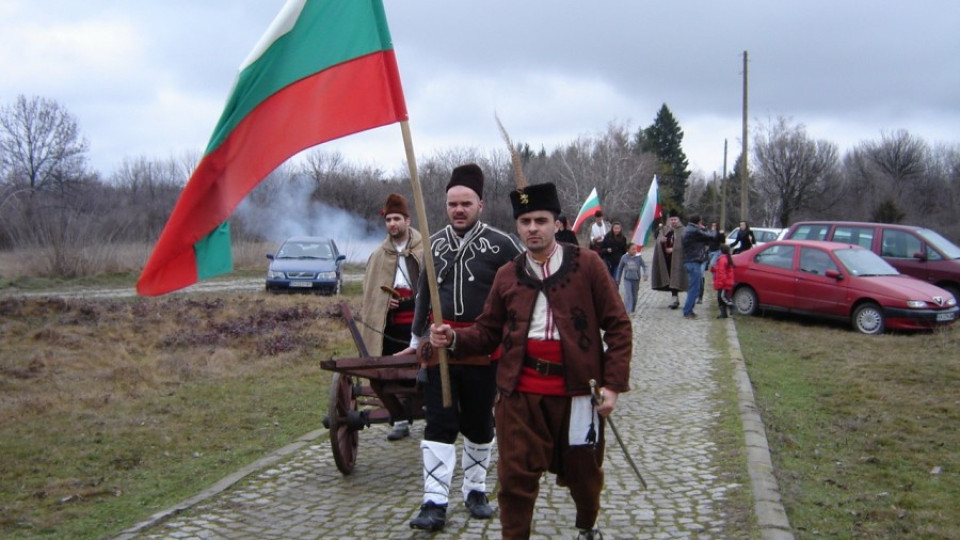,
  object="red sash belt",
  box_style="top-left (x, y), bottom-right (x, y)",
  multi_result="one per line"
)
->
top-left (516, 339), bottom-right (566, 396)
top-left (389, 287), bottom-right (414, 325)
